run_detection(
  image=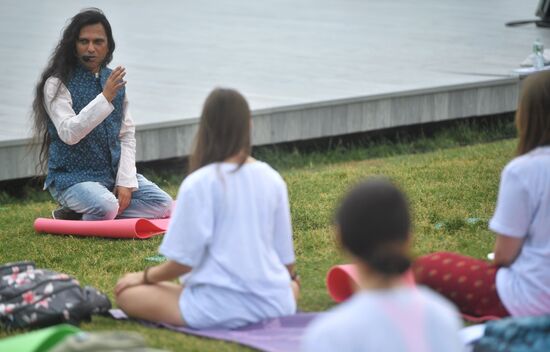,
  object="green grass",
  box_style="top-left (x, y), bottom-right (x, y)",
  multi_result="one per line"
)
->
top-left (0, 119), bottom-right (517, 350)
